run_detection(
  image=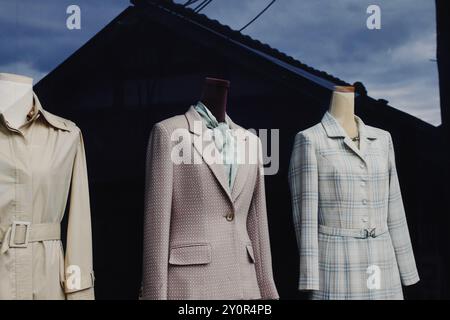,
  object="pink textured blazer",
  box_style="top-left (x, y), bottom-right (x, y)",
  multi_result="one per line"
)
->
top-left (141, 106), bottom-right (279, 300)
